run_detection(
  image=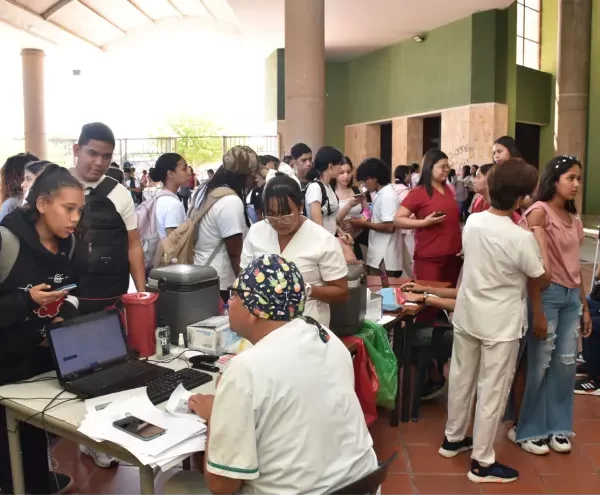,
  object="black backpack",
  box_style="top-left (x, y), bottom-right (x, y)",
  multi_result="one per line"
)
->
top-left (73, 178), bottom-right (130, 305)
top-left (303, 179), bottom-right (337, 217)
